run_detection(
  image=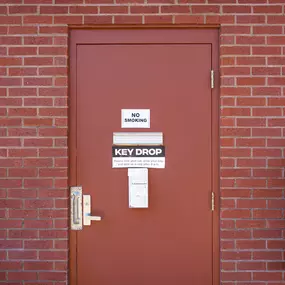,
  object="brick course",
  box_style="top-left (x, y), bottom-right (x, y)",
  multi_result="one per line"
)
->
top-left (0, 0), bottom-right (284, 284)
